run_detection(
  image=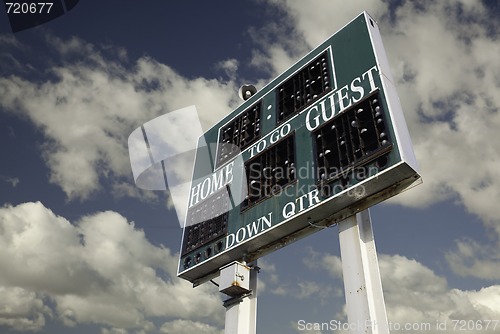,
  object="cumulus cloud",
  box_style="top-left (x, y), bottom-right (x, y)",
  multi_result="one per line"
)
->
top-left (215, 58), bottom-right (239, 81)
top-left (296, 281), bottom-right (335, 302)
top-left (313, 252), bottom-right (500, 334)
top-left (0, 202), bottom-right (223, 332)
top-left (101, 328), bottom-right (131, 334)
top-left (381, 1), bottom-right (500, 214)
top-left (159, 319), bottom-right (223, 334)
top-left (0, 34), bottom-right (241, 201)
top-left (265, 0), bottom-right (387, 49)
top-left (445, 237), bottom-right (500, 280)
top-left (258, 253), bottom-right (336, 301)
top-left (0, 287), bottom-right (51, 331)
top-left (380, 255), bottom-right (500, 334)
top-left (382, 0), bottom-right (500, 280)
